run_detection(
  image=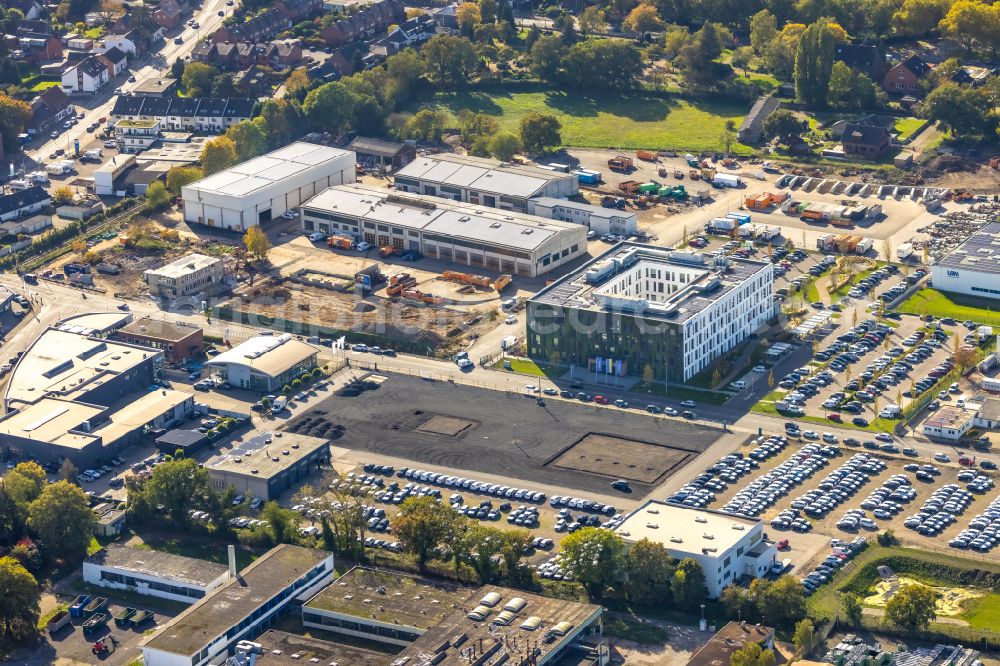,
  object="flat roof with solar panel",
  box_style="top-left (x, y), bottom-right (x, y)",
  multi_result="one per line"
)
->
top-left (936, 221), bottom-right (1000, 275)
